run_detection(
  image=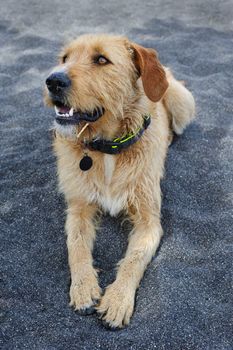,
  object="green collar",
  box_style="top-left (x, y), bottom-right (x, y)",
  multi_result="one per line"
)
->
top-left (85, 114), bottom-right (151, 155)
